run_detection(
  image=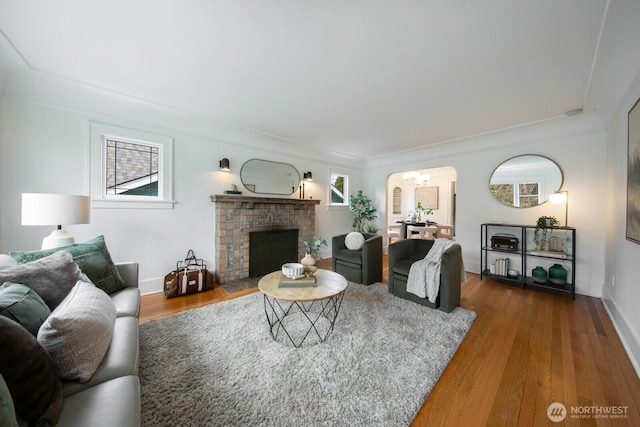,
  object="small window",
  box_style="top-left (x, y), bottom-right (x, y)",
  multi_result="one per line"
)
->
top-left (90, 123), bottom-right (174, 209)
top-left (392, 187), bottom-right (402, 214)
top-left (329, 173), bottom-right (349, 206)
top-left (105, 140), bottom-right (159, 196)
